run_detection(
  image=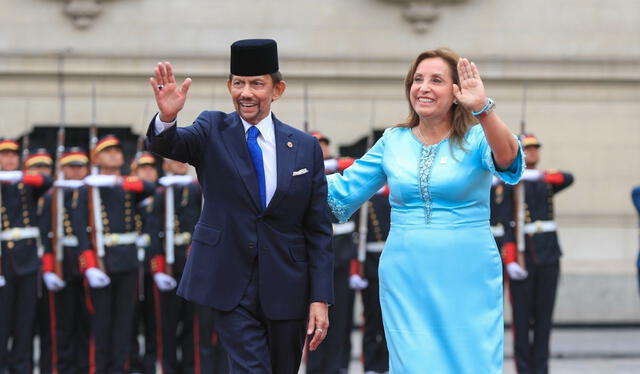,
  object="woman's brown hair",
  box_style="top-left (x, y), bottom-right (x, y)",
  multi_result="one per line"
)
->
top-left (396, 48), bottom-right (476, 149)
